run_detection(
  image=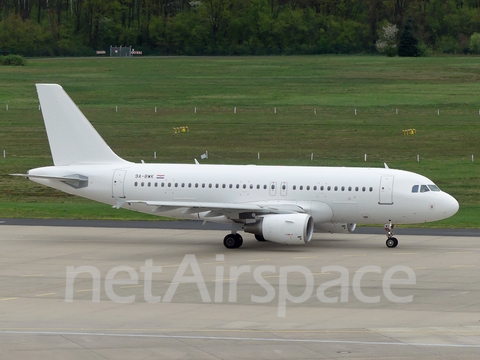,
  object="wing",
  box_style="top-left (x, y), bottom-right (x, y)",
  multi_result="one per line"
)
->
top-left (116, 199), bottom-right (306, 218)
